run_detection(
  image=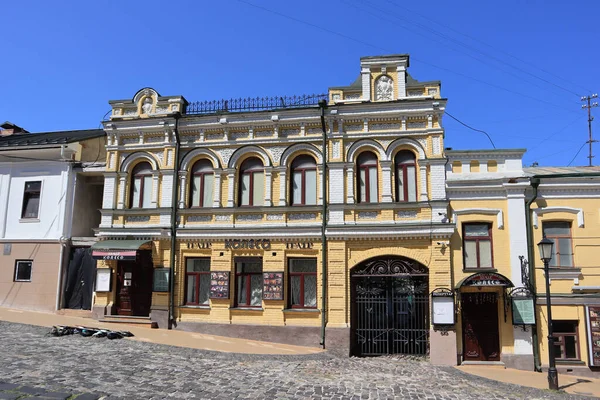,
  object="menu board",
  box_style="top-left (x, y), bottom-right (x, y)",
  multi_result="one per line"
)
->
top-left (586, 306), bottom-right (600, 366)
top-left (95, 269), bottom-right (111, 292)
top-left (263, 272), bottom-right (284, 300)
top-left (512, 298), bottom-right (535, 325)
top-left (209, 272), bottom-right (230, 299)
top-left (153, 268), bottom-right (169, 292)
top-left (432, 297), bottom-right (455, 325)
